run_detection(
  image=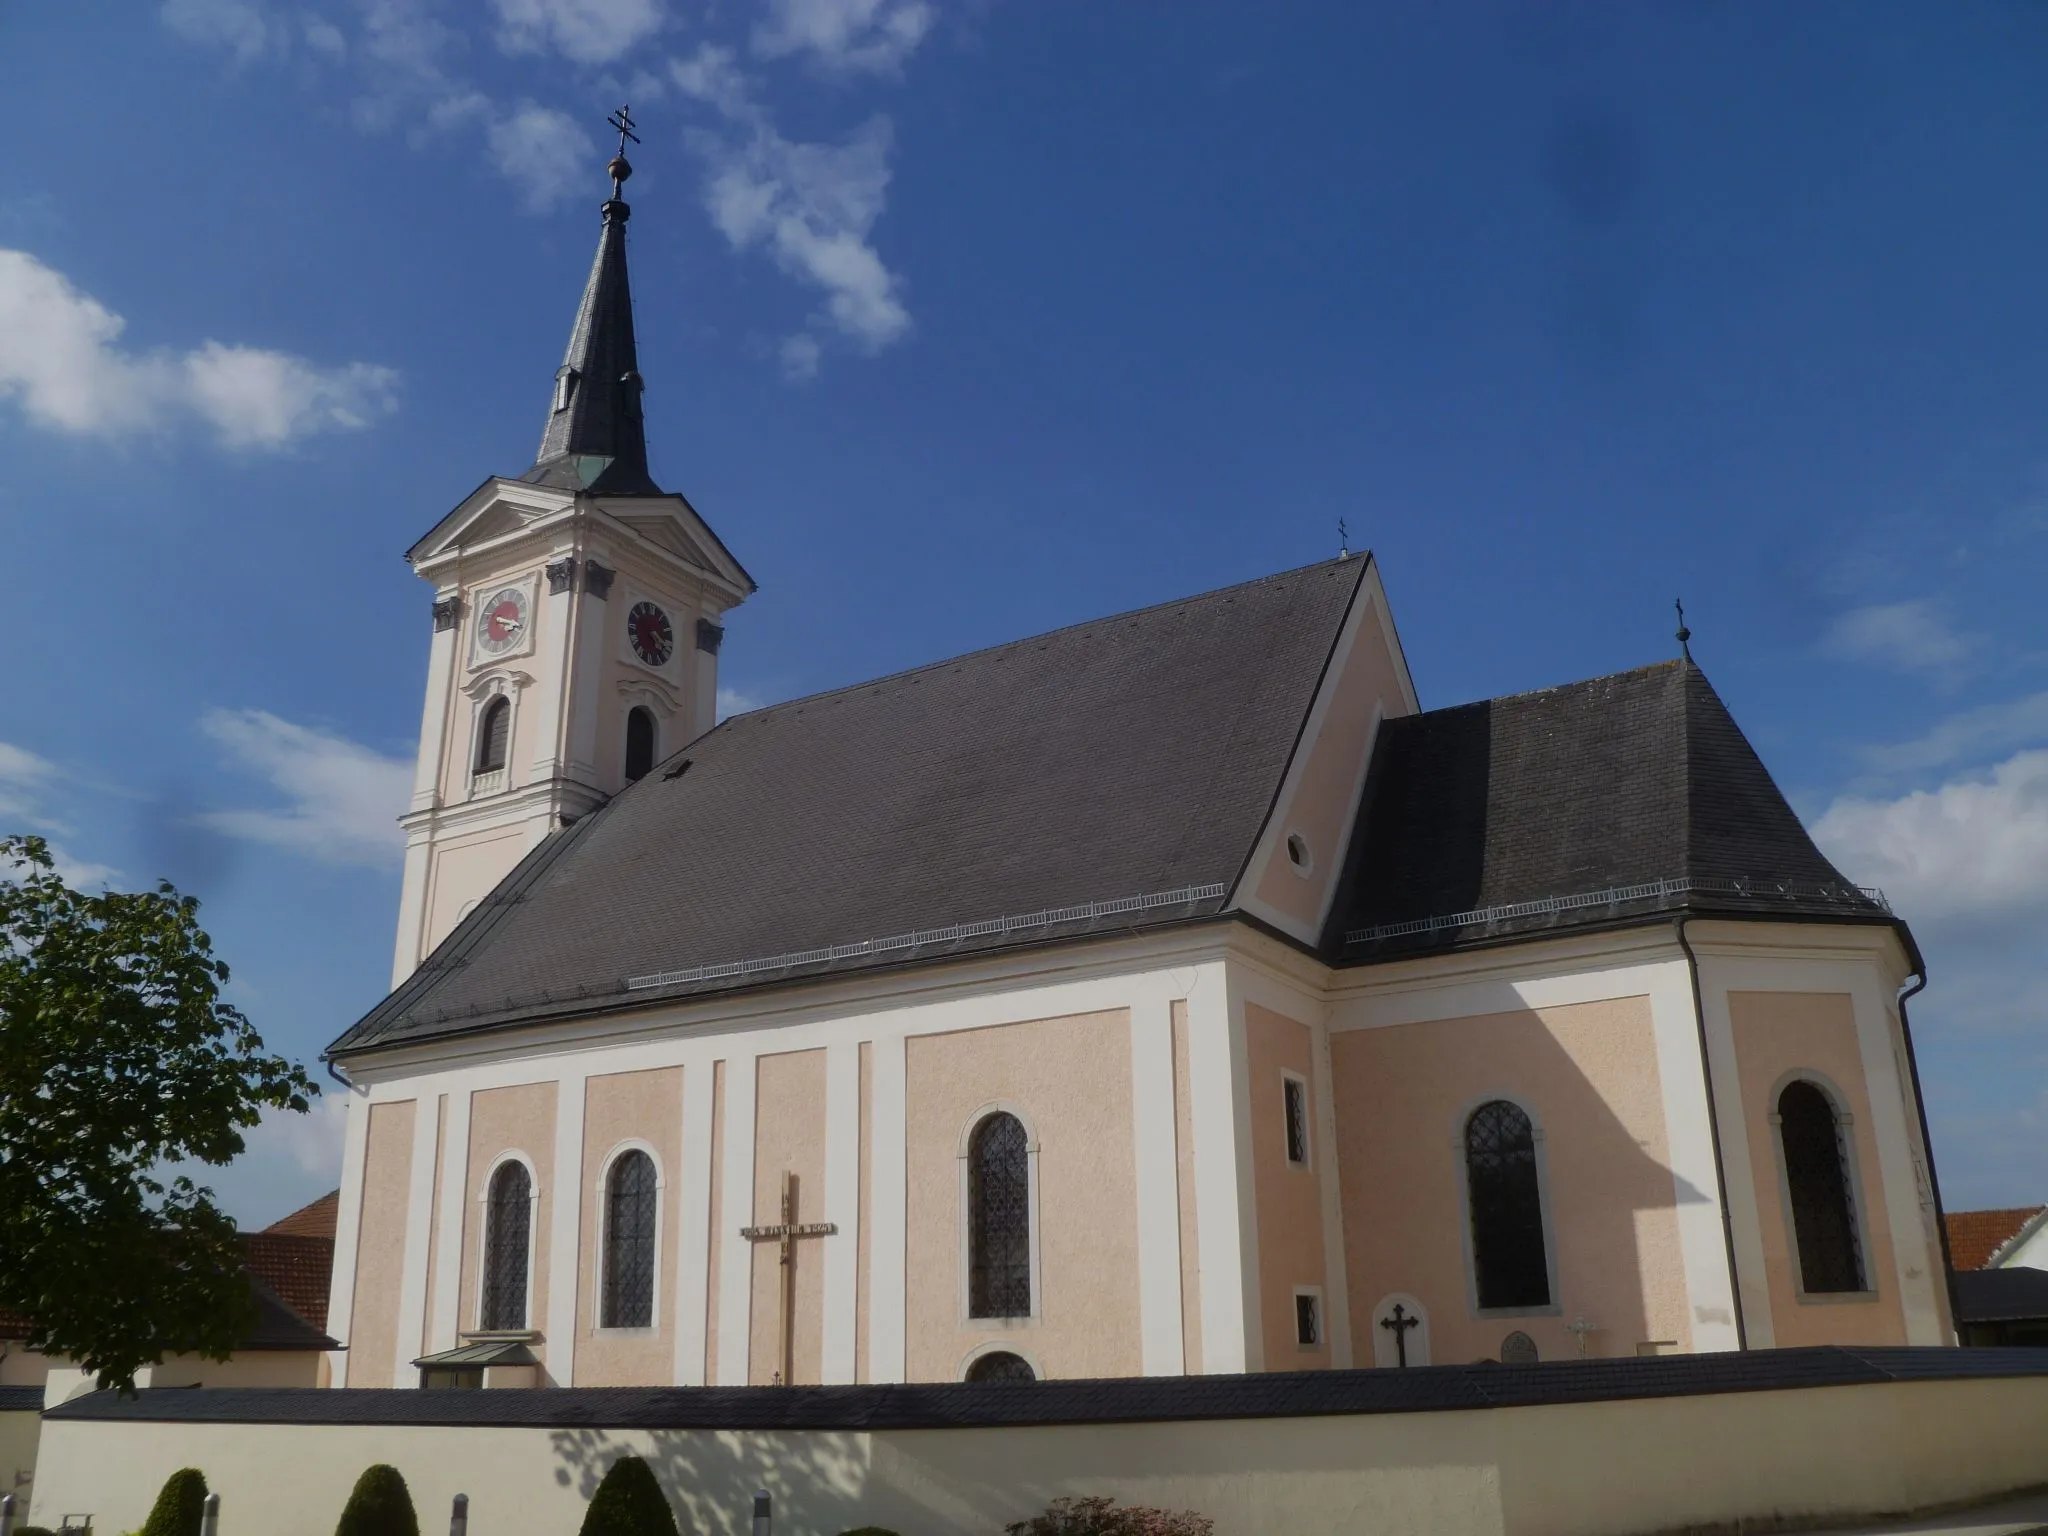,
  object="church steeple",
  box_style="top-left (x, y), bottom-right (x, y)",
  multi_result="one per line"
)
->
top-left (523, 106), bottom-right (661, 498)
